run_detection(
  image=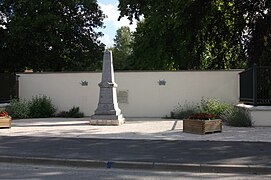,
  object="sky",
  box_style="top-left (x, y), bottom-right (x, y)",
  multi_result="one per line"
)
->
top-left (97, 0), bottom-right (137, 47)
